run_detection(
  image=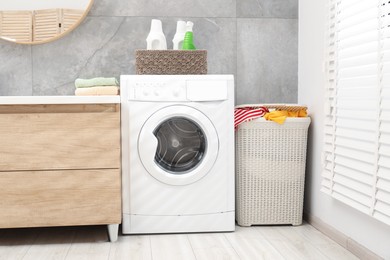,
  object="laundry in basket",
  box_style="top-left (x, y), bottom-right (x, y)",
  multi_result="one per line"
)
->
top-left (235, 104), bottom-right (308, 128)
top-left (234, 105), bottom-right (269, 129)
